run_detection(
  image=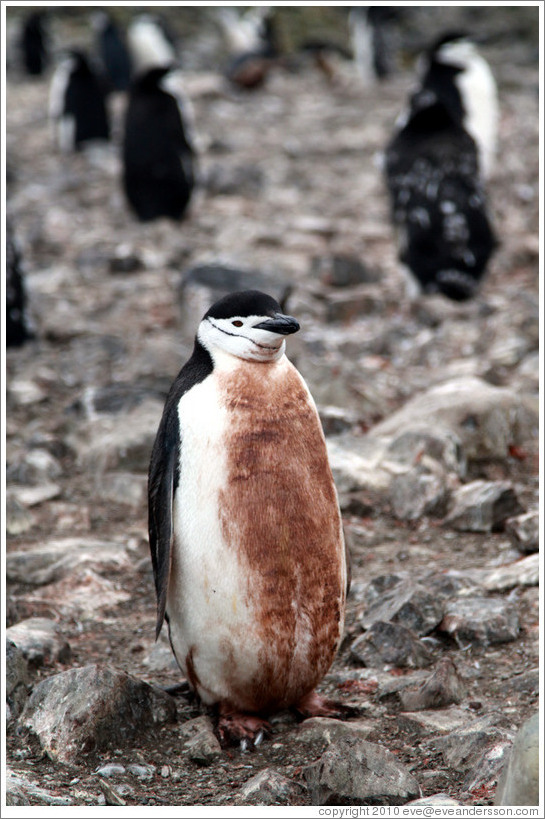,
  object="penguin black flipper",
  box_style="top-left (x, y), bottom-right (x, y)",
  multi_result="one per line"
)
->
top-left (148, 342), bottom-right (213, 638)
